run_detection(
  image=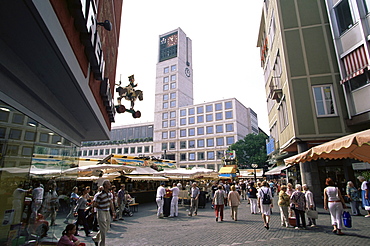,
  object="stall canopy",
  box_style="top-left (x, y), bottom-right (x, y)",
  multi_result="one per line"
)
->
top-left (219, 166), bottom-right (236, 174)
top-left (264, 165), bottom-right (288, 175)
top-left (124, 175), bottom-right (168, 181)
top-left (284, 129), bottom-right (370, 165)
